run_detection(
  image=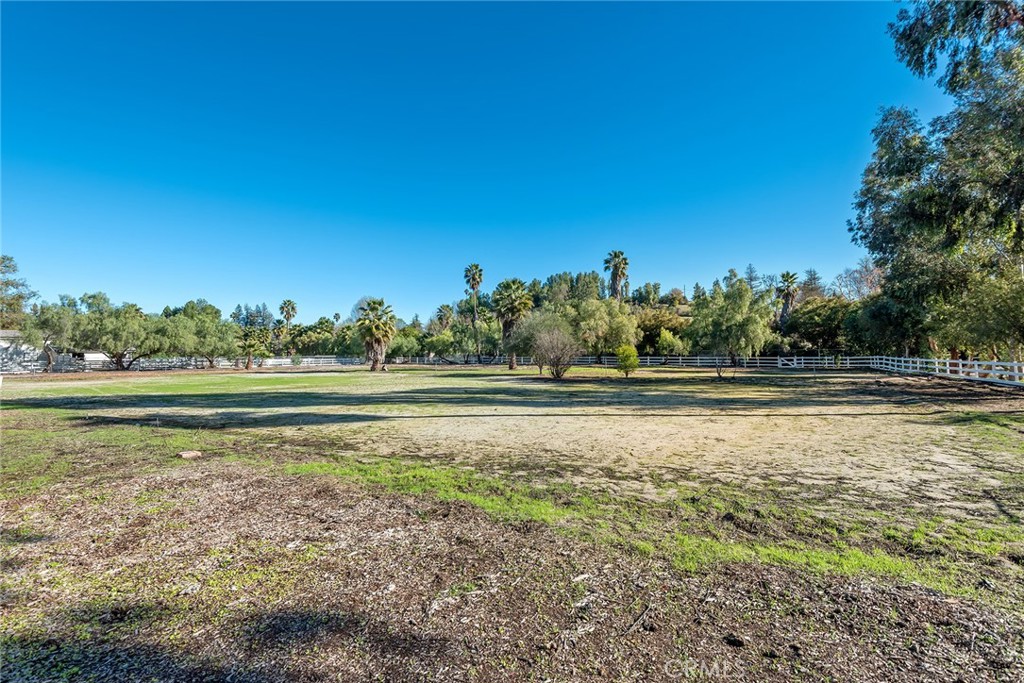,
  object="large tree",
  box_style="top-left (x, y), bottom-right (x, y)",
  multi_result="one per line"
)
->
top-left (776, 271), bottom-right (800, 332)
top-left (356, 298), bottom-right (397, 371)
top-left (75, 294), bottom-right (163, 370)
top-left (603, 251), bottom-right (629, 301)
top-left (464, 263), bottom-right (484, 362)
top-left (23, 298), bottom-right (77, 371)
top-left (279, 300), bottom-right (298, 351)
top-left (689, 270), bottom-right (775, 373)
top-left (850, 1), bottom-right (1024, 358)
top-left (571, 299), bottom-right (640, 360)
top-left (492, 278), bottom-right (533, 369)
top-left (0, 255), bottom-right (36, 330)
